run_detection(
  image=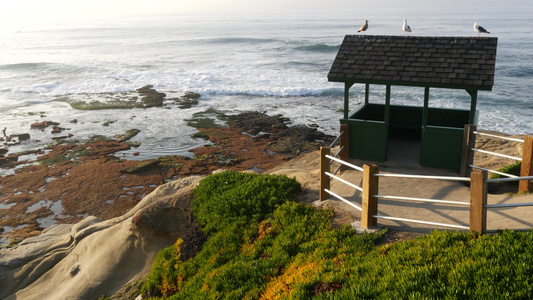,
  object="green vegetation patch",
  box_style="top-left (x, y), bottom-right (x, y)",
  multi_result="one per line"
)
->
top-left (192, 170), bottom-right (302, 233)
top-left (490, 161), bottom-right (522, 179)
top-left (142, 171), bottom-right (533, 299)
top-left (120, 160), bottom-right (159, 174)
top-left (172, 91), bottom-right (201, 109)
top-left (103, 120), bottom-right (117, 127)
top-left (68, 100), bottom-right (140, 110)
top-left (185, 108), bottom-right (229, 129)
top-left (114, 129), bottom-right (141, 142)
top-left (39, 146), bottom-right (94, 165)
